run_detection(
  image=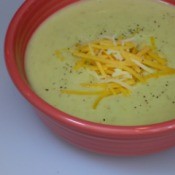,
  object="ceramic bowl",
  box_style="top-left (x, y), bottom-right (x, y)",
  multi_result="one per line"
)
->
top-left (4, 0), bottom-right (175, 156)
